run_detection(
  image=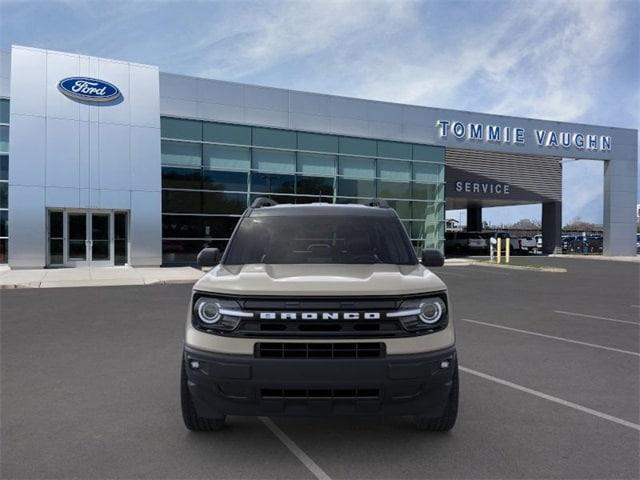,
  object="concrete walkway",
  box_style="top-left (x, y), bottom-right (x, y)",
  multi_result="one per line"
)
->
top-left (0, 266), bottom-right (204, 289)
